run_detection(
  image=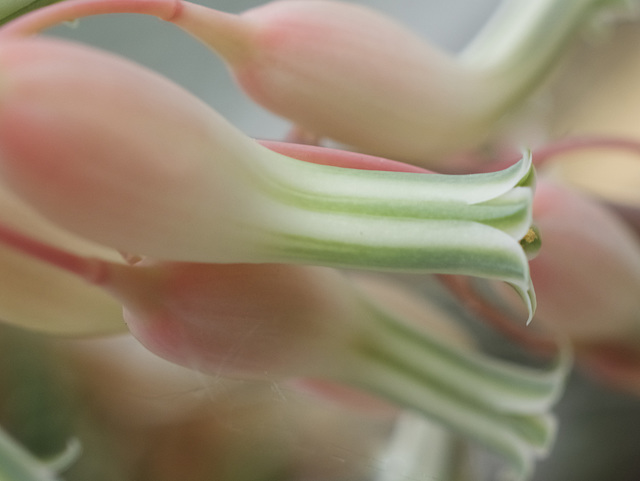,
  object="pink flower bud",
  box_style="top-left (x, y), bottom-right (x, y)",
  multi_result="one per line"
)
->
top-left (171, 0), bottom-right (486, 166)
top-left (0, 36), bottom-right (424, 264)
top-left (0, 37), bottom-right (274, 261)
top-left (109, 261), bottom-right (363, 379)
